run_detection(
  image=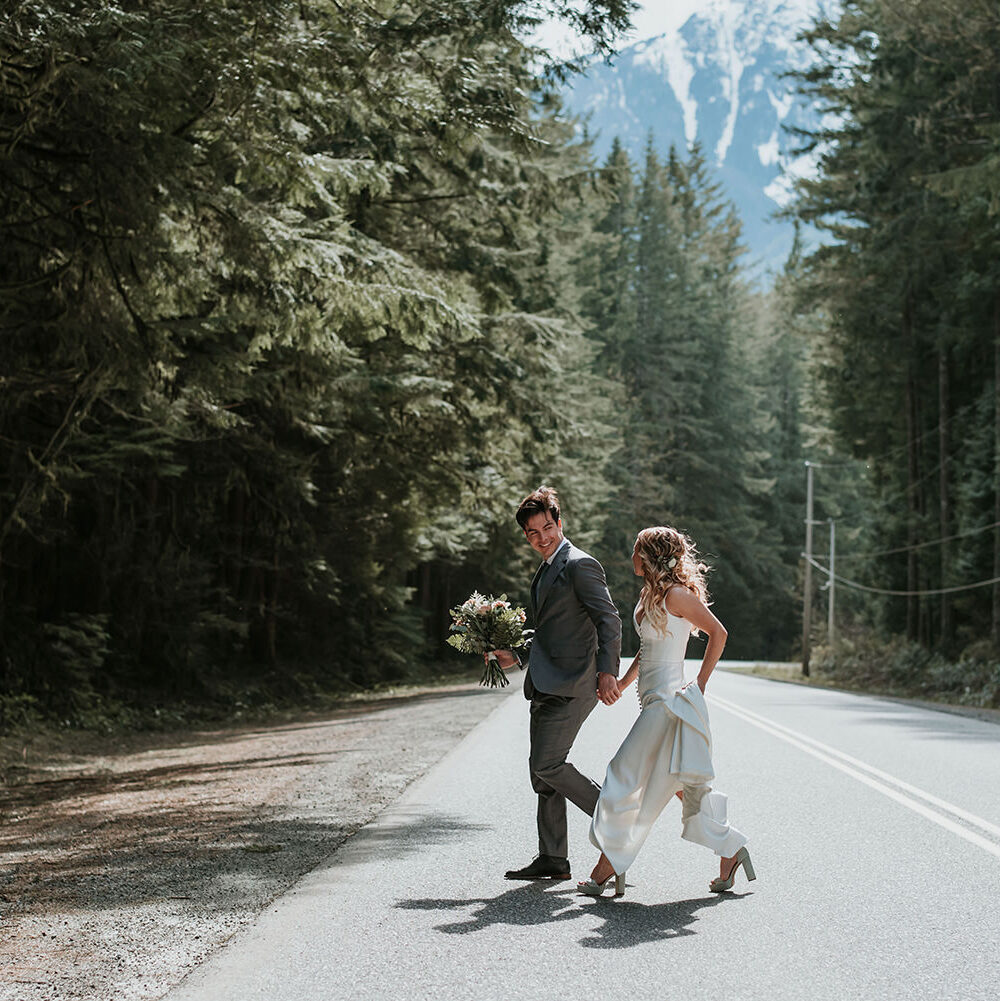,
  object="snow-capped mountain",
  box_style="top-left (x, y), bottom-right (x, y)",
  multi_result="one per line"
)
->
top-left (562, 0), bottom-right (829, 275)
